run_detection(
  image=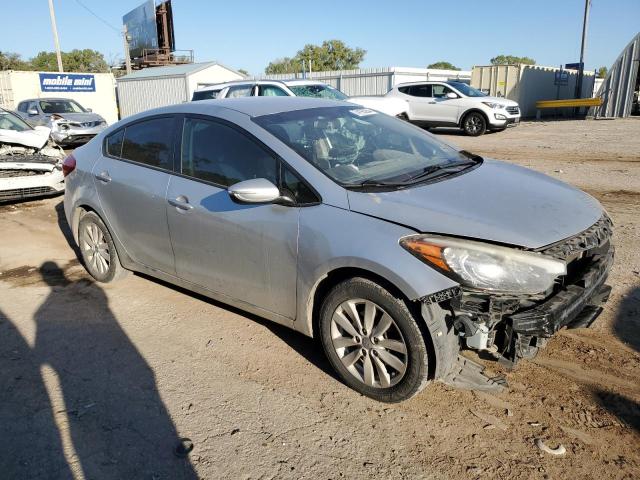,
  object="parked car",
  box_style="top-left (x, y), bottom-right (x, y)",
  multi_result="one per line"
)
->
top-left (192, 80), bottom-right (409, 118)
top-left (63, 97), bottom-right (613, 402)
top-left (0, 108), bottom-right (65, 202)
top-left (386, 81), bottom-right (521, 135)
top-left (16, 98), bottom-right (108, 146)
